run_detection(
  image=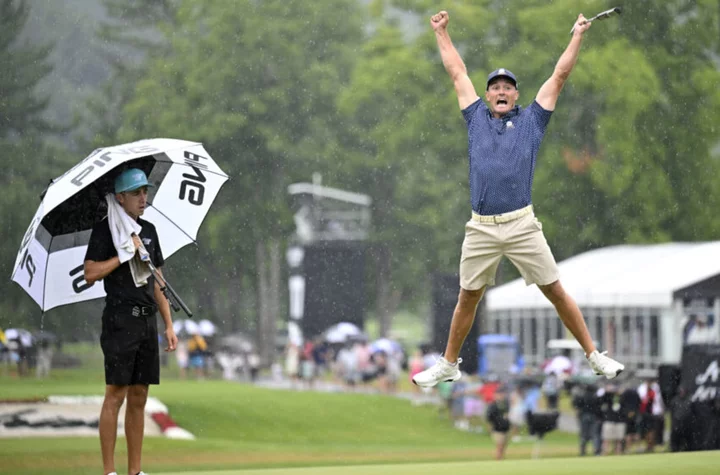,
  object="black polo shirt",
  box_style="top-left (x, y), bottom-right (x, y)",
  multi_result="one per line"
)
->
top-left (85, 216), bottom-right (164, 307)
